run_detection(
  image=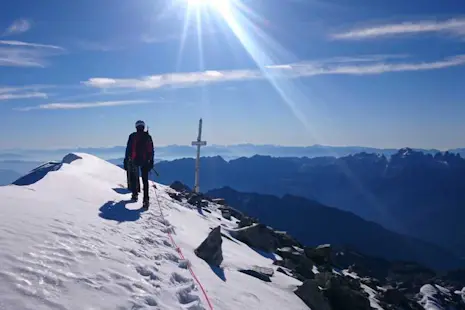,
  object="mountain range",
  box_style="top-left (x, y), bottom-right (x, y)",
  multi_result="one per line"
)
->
top-left (206, 186), bottom-right (463, 270)
top-left (153, 148), bottom-right (465, 258)
top-left (2, 152), bottom-right (464, 309)
top-left (3, 147), bottom-right (465, 263)
top-left (3, 144), bottom-right (464, 163)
